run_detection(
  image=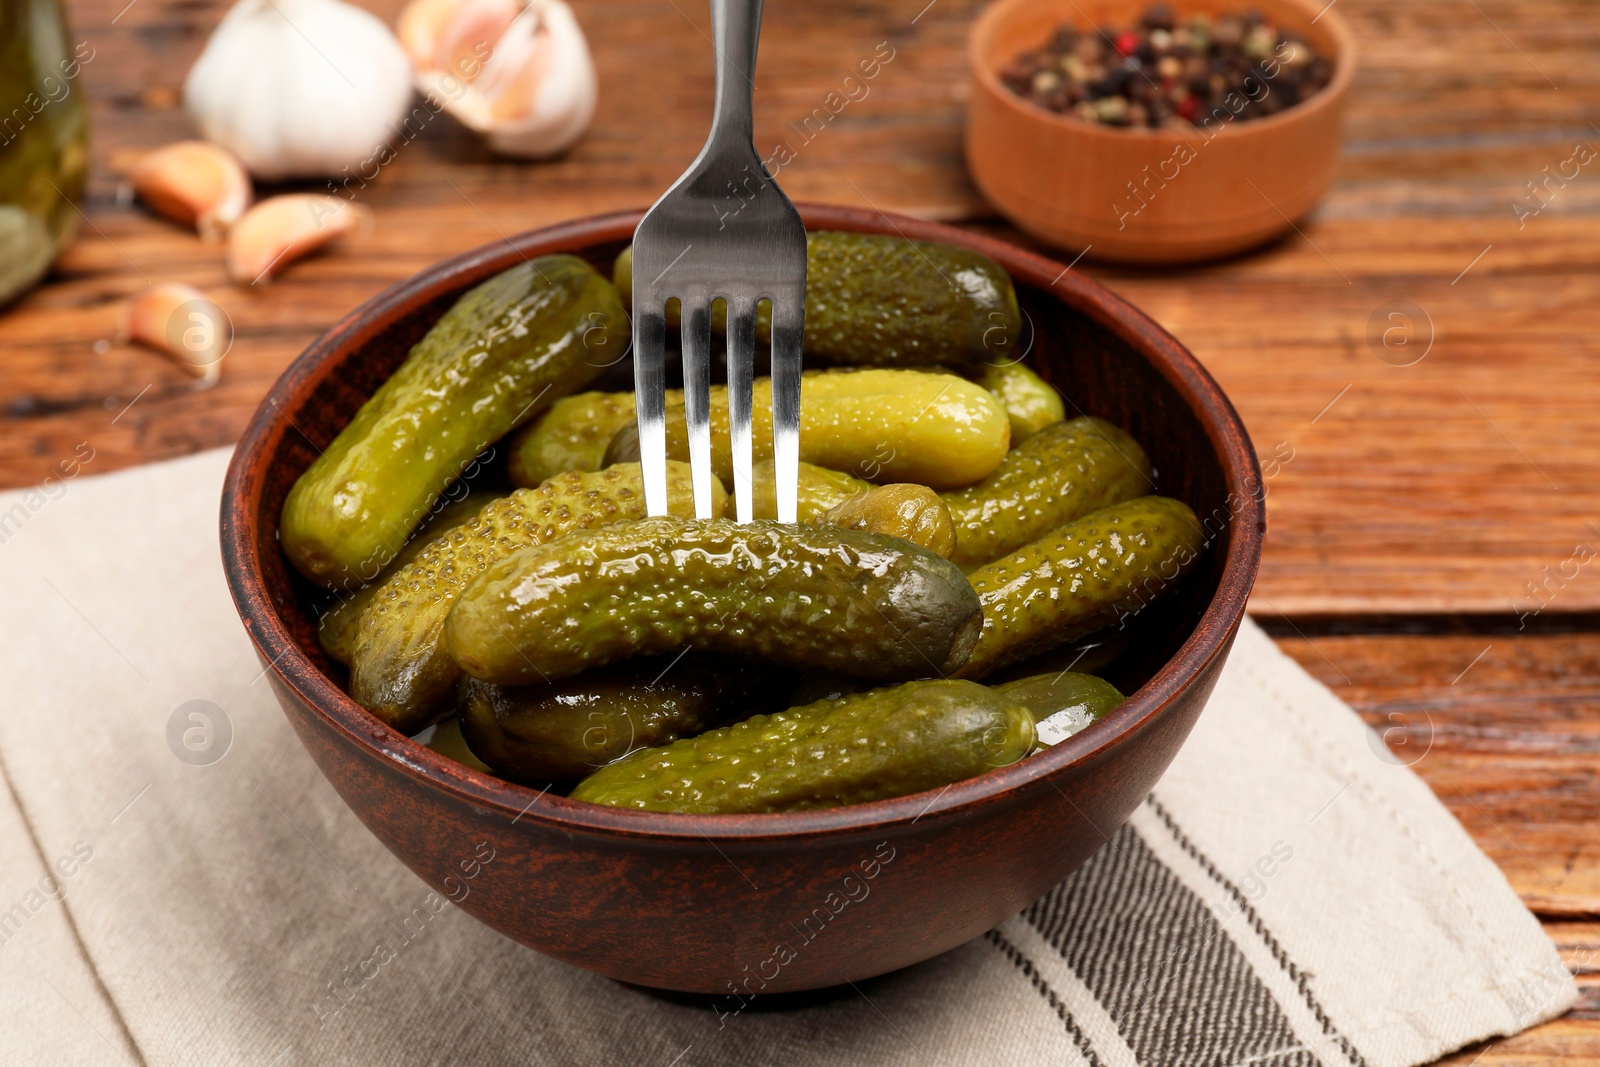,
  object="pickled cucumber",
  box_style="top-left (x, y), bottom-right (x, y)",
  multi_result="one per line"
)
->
top-left (985, 630), bottom-right (1131, 684)
top-left (957, 496), bottom-right (1205, 679)
top-left (994, 672), bottom-right (1123, 745)
top-left (446, 517), bottom-right (983, 686)
top-left (749, 460), bottom-right (871, 521)
top-left (817, 483), bottom-right (957, 559)
top-left (601, 420), bottom-right (641, 469)
top-left (942, 416), bottom-right (1153, 568)
top-left (317, 489), bottom-right (493, 665)
top-left (659, 369), bottom-right (1010, 490)
top-left (506, 391), bottom-right (638, 488)
top-left (351, 462), bottom-right (721, 733)
top-left (458, 655), bottom-right (775, 782)
top-left (979, 362), bottom-right (1065, 443)
top-left (615, 232), bottom-right (1022, 370)
top-left (569, 679), bottom-right (1034, 813)
top-left (416, 716), bottom-right (494, 774)
top-left (598, 448), bottom-right (875, 525)
top-left (281, 255), bottom-right (626, 588)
